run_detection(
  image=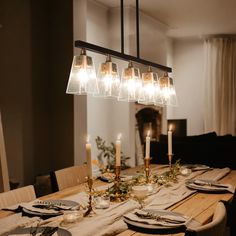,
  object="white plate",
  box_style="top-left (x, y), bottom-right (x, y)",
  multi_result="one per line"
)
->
top-left (123, 209), bottom-right (199, 230)
top-left (22, 207), bottom-right (62, 217)
top-left (185, 179), bottom-right (228, 192)
top-left (3, 227), bottom-right (71, 236)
